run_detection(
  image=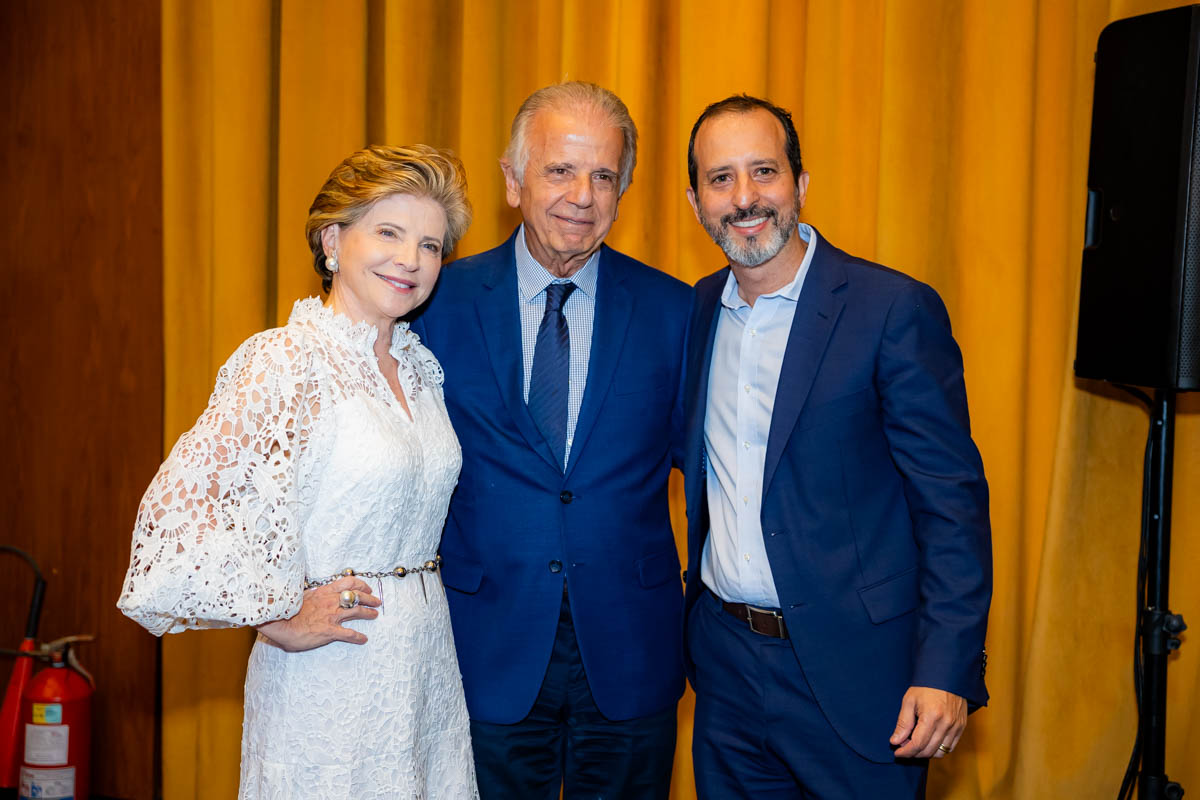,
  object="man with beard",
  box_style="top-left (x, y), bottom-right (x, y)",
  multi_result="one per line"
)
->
top-left (680, 94), bottom-right (992, 798)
